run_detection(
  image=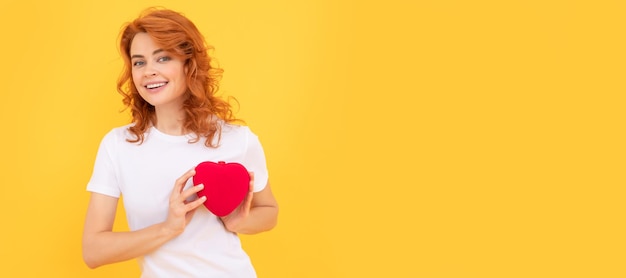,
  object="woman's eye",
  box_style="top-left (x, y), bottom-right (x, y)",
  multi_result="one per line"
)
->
top-left (158, 56), bottom-right (171, 62)
top-left (133, 60), bottom-right (145, 67)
